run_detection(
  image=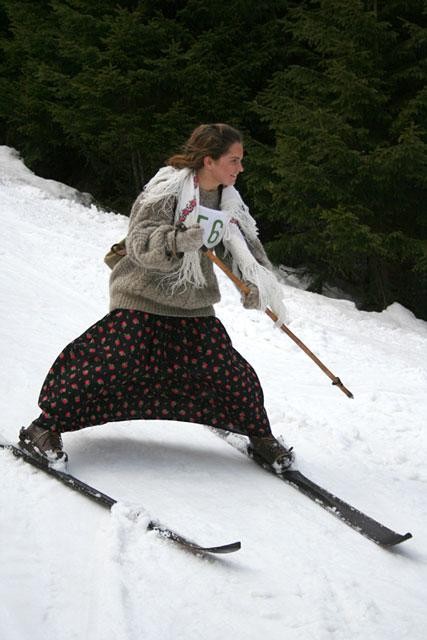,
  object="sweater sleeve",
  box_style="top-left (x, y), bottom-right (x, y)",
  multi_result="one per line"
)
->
top-left (245, 235), bottom-right (273, 270)
top-left (125, 193), bottom-right (182, 272)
